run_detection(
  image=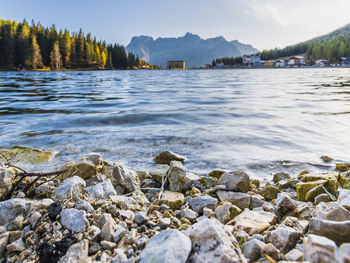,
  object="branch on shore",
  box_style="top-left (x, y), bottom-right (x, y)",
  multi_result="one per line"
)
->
top-left (1, 152), bottom-right (67, 200)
